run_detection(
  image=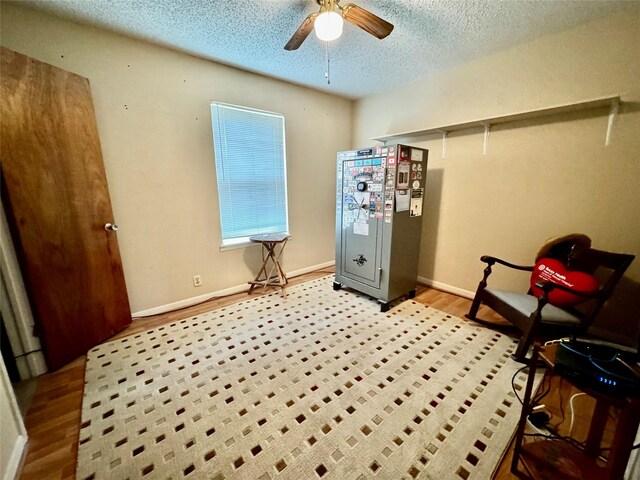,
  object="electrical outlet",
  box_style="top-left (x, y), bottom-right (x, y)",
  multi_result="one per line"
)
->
top-left (193, 275), bottom-right (202, 287)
